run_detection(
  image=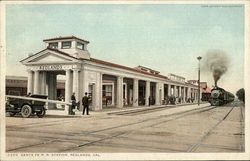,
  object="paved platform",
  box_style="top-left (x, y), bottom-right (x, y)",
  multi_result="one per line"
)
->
top-left (5, 101), bottom-right (245, 154)
top-left (46, 102), bottom-right (202, 116)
